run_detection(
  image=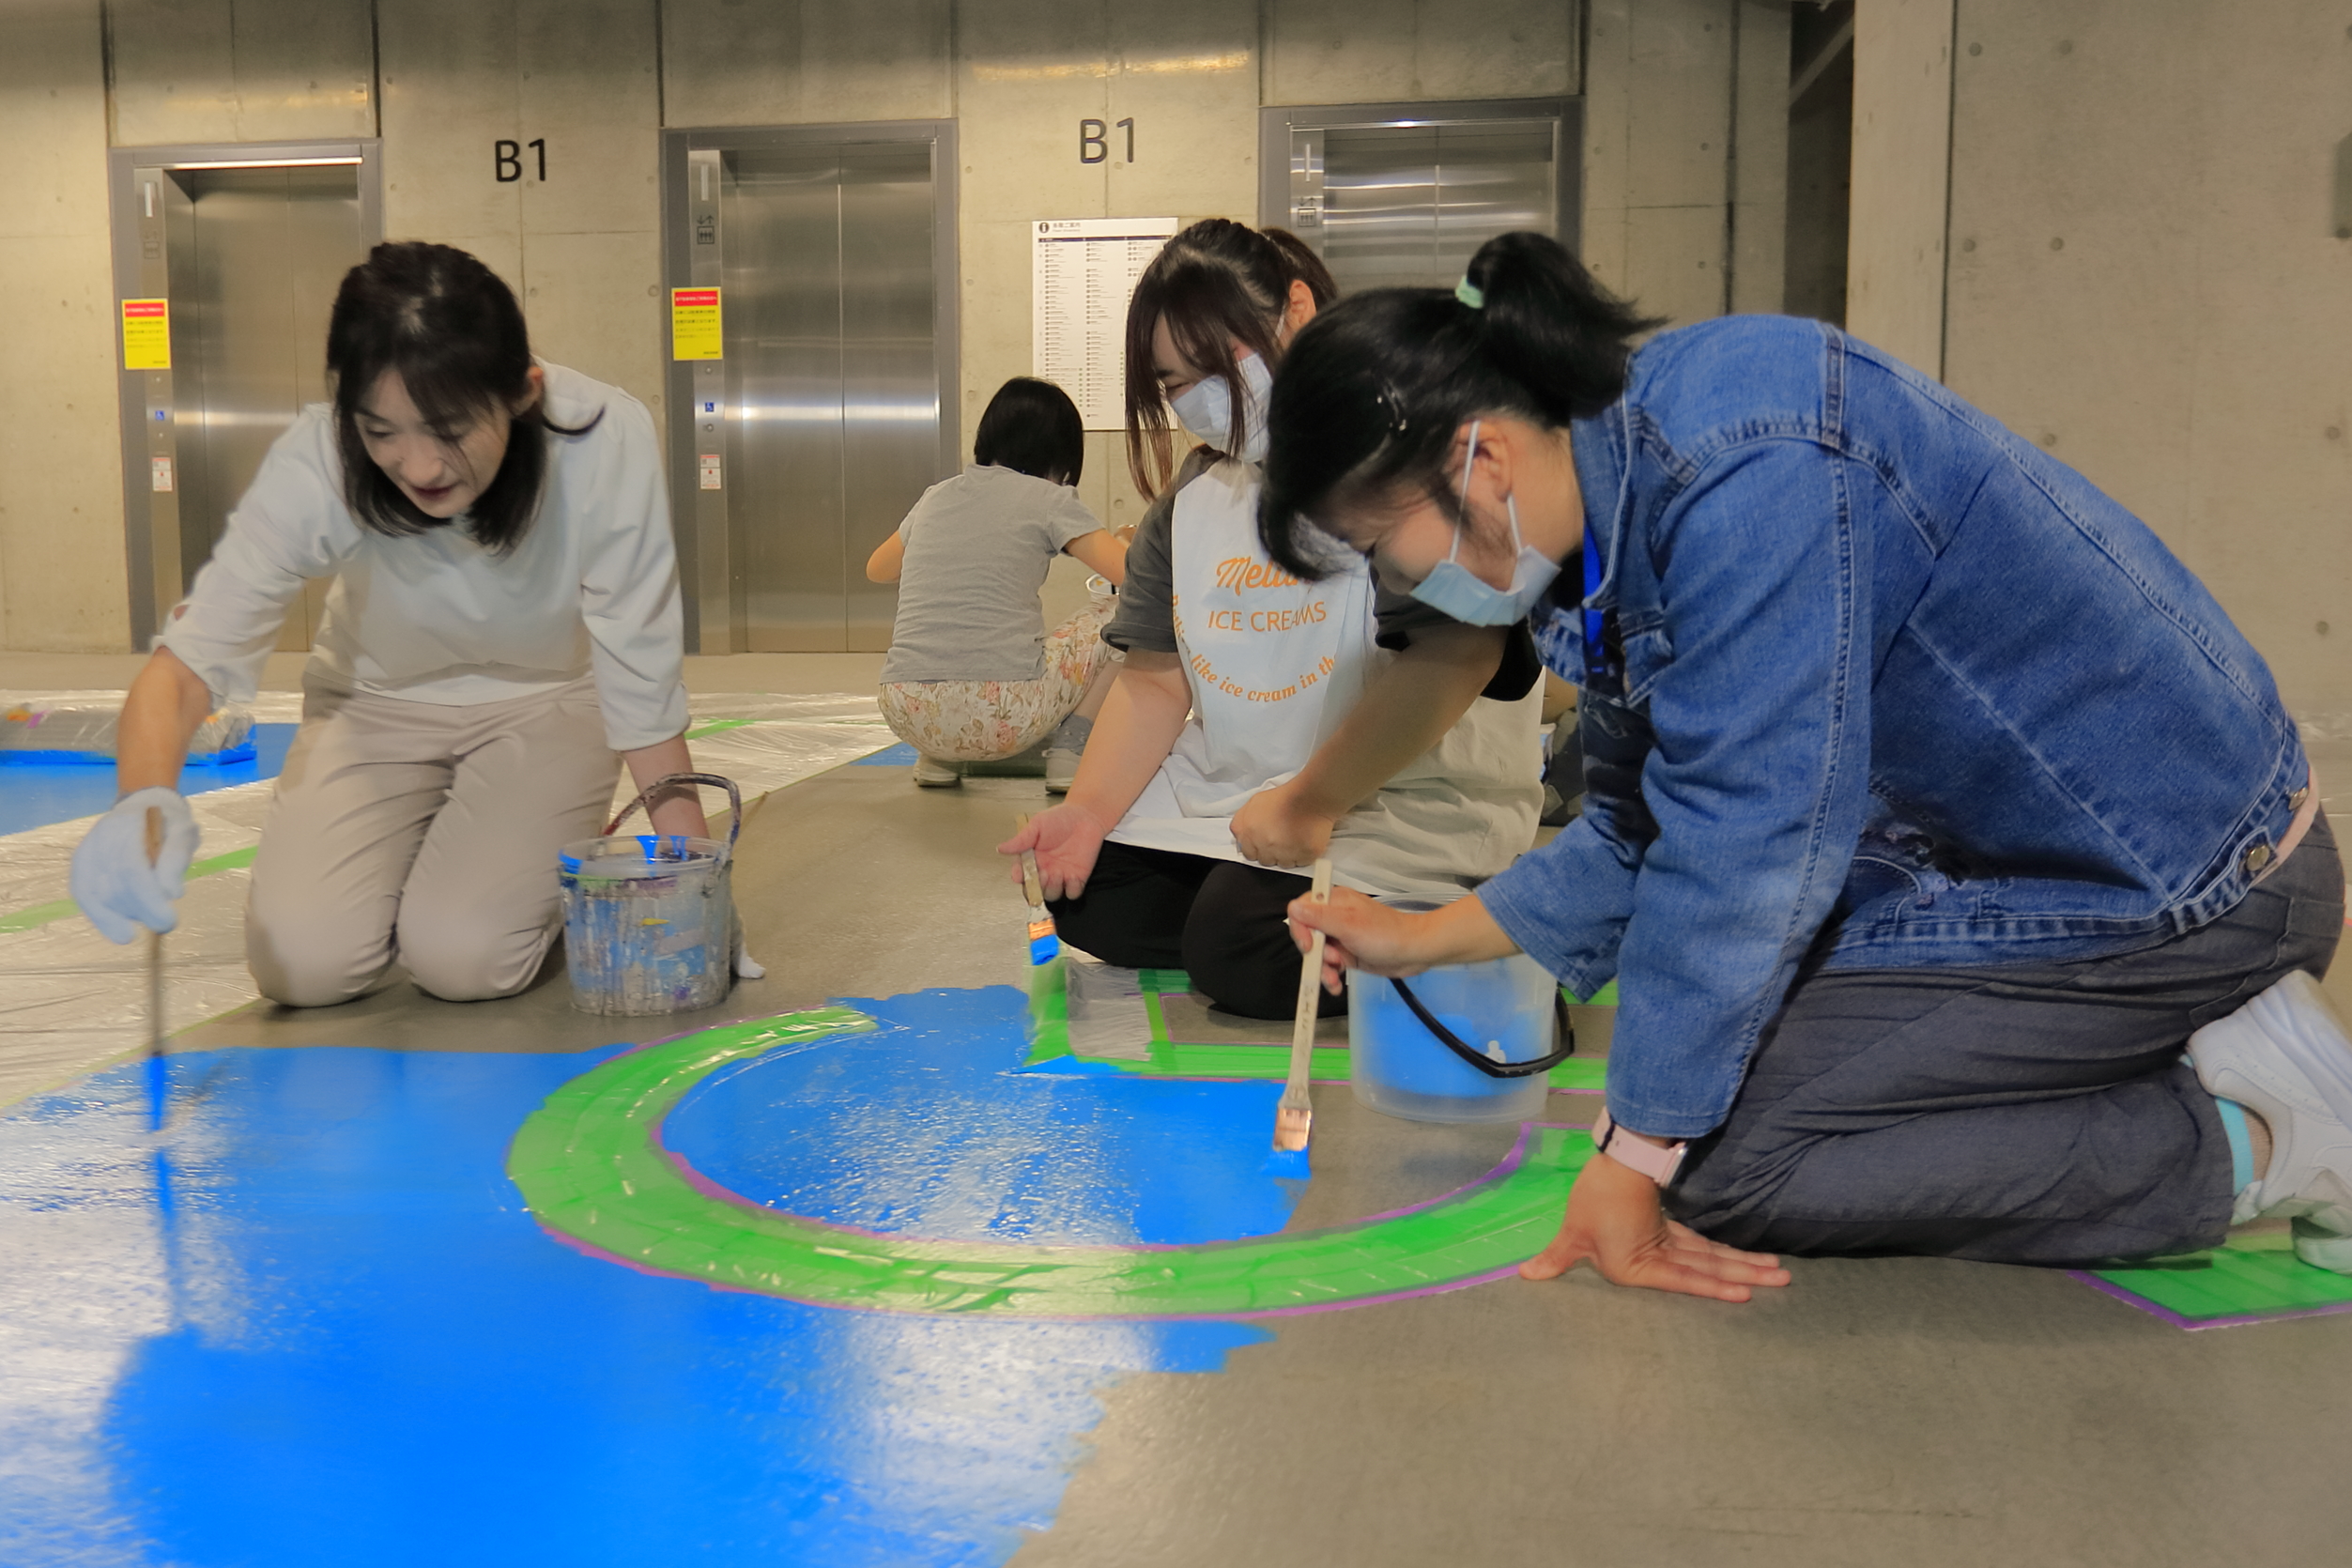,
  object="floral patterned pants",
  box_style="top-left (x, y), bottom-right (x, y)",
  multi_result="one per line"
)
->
top-left (877, 597), bottom-right (1116, 762)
